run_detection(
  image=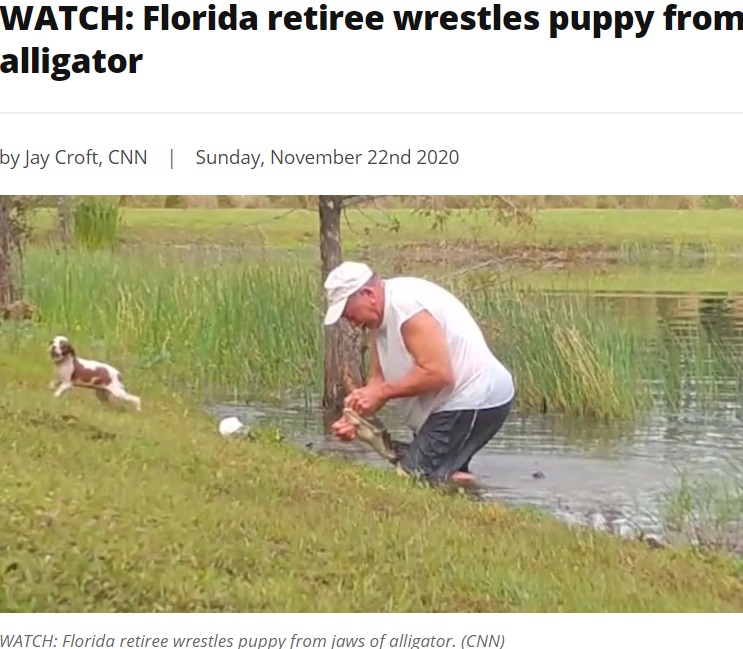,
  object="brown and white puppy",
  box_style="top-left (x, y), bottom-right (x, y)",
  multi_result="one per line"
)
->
top-left (48, 335), bottom-right (141, 411)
